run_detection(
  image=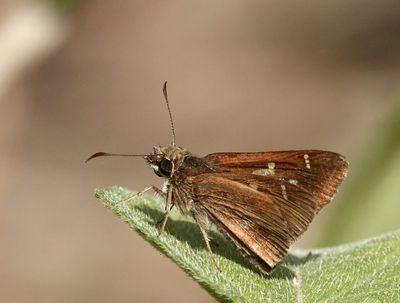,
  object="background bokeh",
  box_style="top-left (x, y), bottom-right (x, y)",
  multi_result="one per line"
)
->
top-left (1, 1), bottom-right (399, 302)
